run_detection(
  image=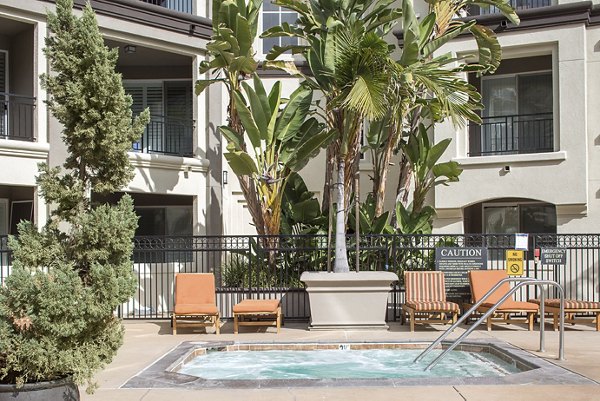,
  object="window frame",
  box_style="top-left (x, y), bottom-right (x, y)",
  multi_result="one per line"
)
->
top-left (258, 6), bottom-right (299, 60)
